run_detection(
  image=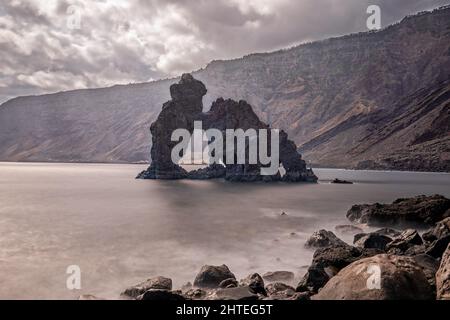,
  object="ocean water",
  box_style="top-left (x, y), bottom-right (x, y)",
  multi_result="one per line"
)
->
top-left (0, 162), bottom-right (449, 299)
